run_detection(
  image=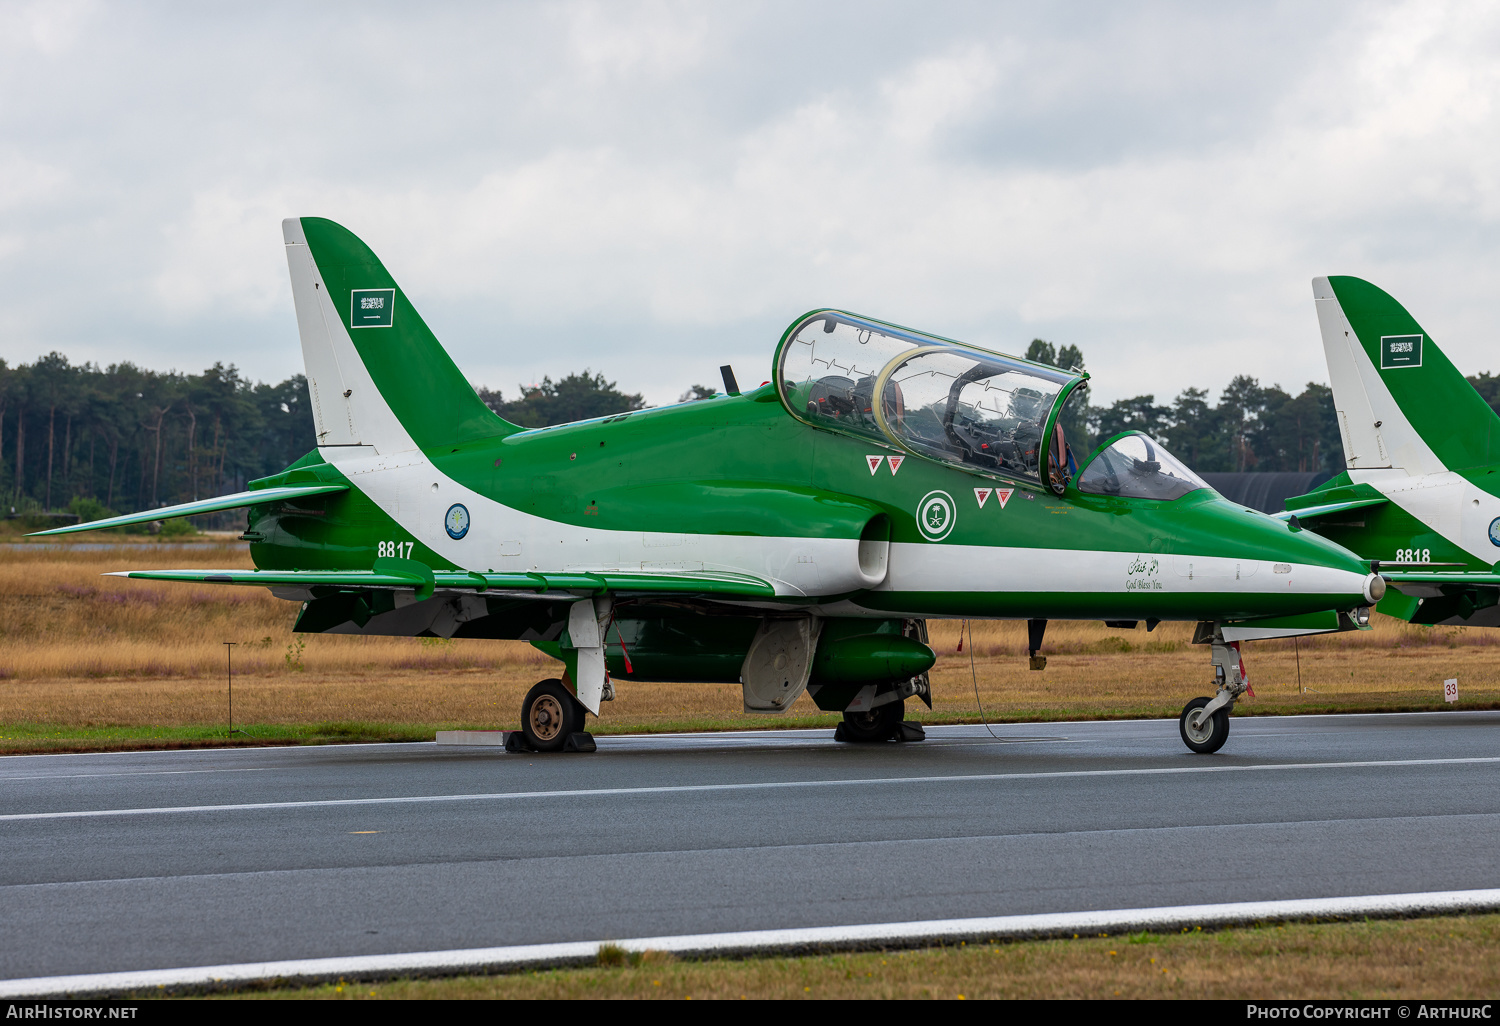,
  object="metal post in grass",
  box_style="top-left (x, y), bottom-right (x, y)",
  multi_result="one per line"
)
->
top-left (224, 642), bottom-right (250, 738)
top-left (225, 641), bottom-right (236, 736)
